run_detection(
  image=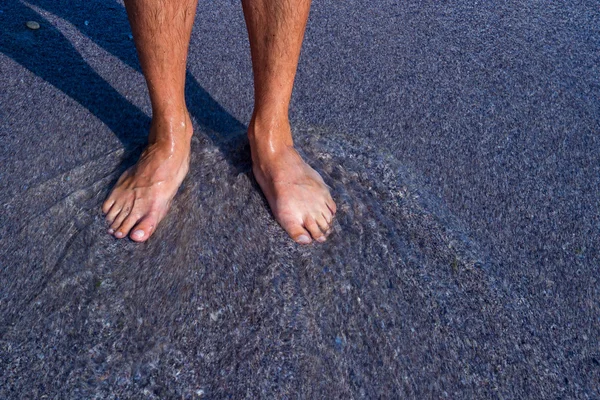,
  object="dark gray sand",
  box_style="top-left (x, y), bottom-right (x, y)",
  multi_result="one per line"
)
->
top-left (1, 0), bottom-right (599, 398)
